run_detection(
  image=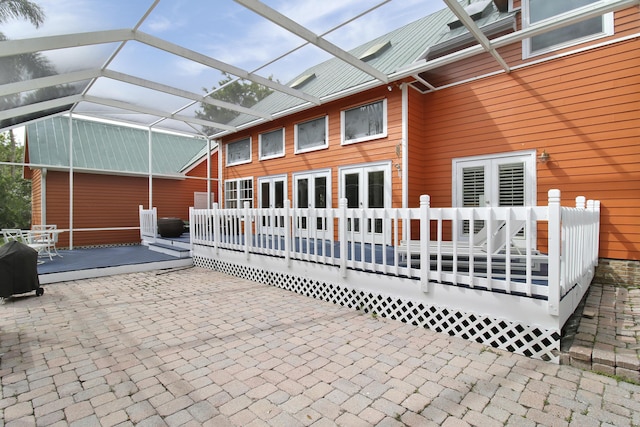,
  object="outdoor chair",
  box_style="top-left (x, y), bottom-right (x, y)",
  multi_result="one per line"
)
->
top-left (1, 229), bottom-right (52, 261)
top-left (32, 225), bottom-right (61, 257)
top-left (2, 229), bottom-right (24, 244)
top-left (398, 220), bottom-right (528, 263)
